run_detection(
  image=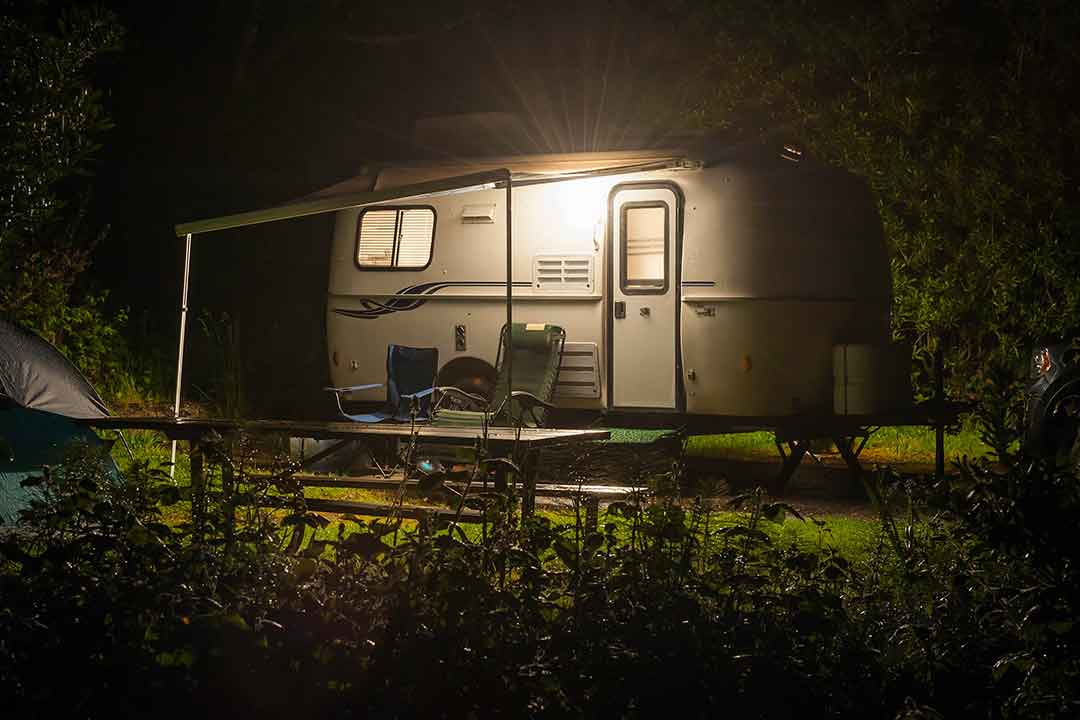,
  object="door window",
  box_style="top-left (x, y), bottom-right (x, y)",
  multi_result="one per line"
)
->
top-left (620, 202), bottom-right (668, 293)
